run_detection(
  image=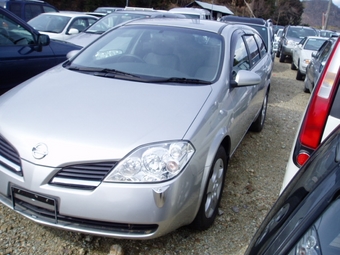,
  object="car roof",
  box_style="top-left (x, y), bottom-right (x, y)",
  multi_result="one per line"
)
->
top-left (102, 10), bottom-right (186, 19)
top-left (220, 15), bottom-right (266, 26)
top-left (121, 18), bottom-right (229, 33)
top-left (36, 11), bottom-right (97, 18)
